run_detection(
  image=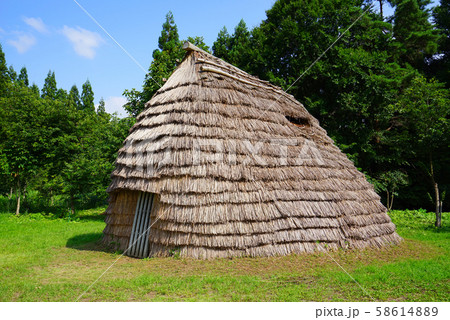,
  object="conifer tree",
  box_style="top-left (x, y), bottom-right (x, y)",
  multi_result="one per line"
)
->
top-left (8, 66), bottom-right (17, 82)
top-left (81, 80), bottom-right (95, 112)
top-left (213, 27), bottom-right (231, 60)
top-left (430, 0), bottom-right (449, 85)
top-left (18, 67), bottom-right (29, 86)
top-left (392, 0), bottom-right (439, 69)
top-left (97, 97), bottom-right (106, 115)
top-left (41, 71), bottom-right (57, 100)
top-left (142, 11), bottom-right (183, 103)
top-left (68, 85), bottom-right (82, 110)
top-left (124, 11), bottom-right (183, 117)
top-left (0, 44), bottom-right (9, 95)
top-left (30, 83), bottom-right (40, 97)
